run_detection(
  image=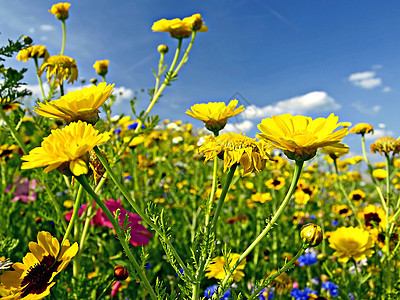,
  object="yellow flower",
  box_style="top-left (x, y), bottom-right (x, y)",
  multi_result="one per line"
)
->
top-left (374, 162), bottom-right (386, 168)
top-left (348, 189), bottom-right (366, 203)
top-left (1, 97), bottom-right (19, 113)
top-left (246, 192), bottom-right (272, 208)
top-left (21, 120), bottom-right (110, 176)
top-left (199, 132), bottom-right (272, 176)
top-left (205, 253), bottom-right (246, 282)
top-left (357, 204), bottom-right (387, 230)
top-left (186, 100), bottom-right (244, 133)
top-left (38, 55), bottom-right (78, 85)
top-left (33, 82), bottom-right (114, 124)
top-left (372, 169), bottom-right (388, 180)
top-left (328, 227), bottom-right (374, 263)
top-left (349, 123), bottom-right (374, 135)
top-left (93, 60), bottom-right (109, 76)
top-left (265, 177), bottom-right (286, 190)
top-left (370, 137), bottom-right (400, 156)
top-left (332, 205), bottom-right (352, 218)
top-left (0, 231), bottom-right (78, 299)
top-left (16, 45), bottom-right (49, 62)
top-left (49, 2), bottom-right (71, 20)
top-left (257, 113), bottom-right (348, 161)
top-left (321, 142), bottom-right (350, 159)
top-left (300, 223), bottom-right (323, 247)
top-left (152, 13), bottom-right (208, 39)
